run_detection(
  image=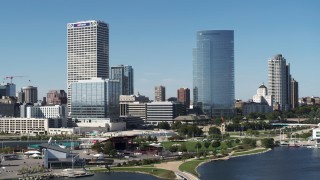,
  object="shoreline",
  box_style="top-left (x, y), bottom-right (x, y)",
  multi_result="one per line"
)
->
top-left (194, 147), bottom-right (272, 178)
